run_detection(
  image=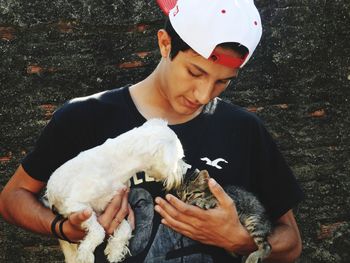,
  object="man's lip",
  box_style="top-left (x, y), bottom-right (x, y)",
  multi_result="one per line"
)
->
top-left (183, 97), bottom-right (200, 109)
